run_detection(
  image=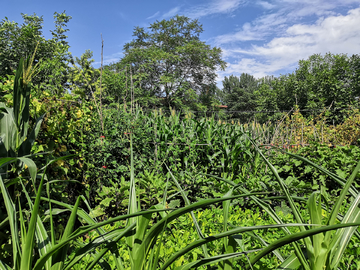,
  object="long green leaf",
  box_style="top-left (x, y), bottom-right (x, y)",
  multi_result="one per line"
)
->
top-left (33, 209), bottom-right (168, 270)
top-left (20, 171), bottom-right (46, 269)
top-left (63, 224), bottom-right (135, 270)
top-left (52, 196), bottom-right (82, 270)
top-left (127, 133), bottom-right (137, 248)
top-left (285, 152), bottom-right (358, 198)
top-left (248, 222), bottom-right (360, 269)
top-left (204, 173), bottom-right (309, 268)
top-left (275, 253), bottom-right (301, 269)
top-left (160, 223), bottom-right (308, 270)
top-left (19, 179), bottom-right (52, 270)
top-left (166, 165), bottom-right (209, 258)
top-left (177, 250), bottom-right (261, 270)
top-left (328, 192), bottom-right (360, 269)
top-left (0, 260), bottom-right (11, 270)
top-left (0, 174), bottom-right (20, 269)
top-left (139, 193), bottom-right (272, 266)
top-left (18, 114), bottom-right (44, 157)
